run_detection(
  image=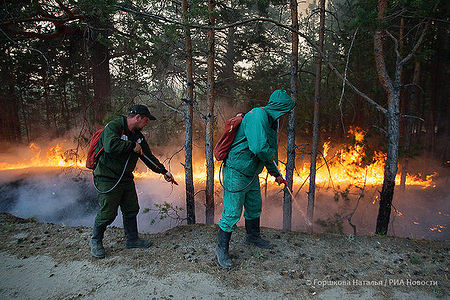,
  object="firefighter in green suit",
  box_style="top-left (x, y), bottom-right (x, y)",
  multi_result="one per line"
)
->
top-left (216, 90), bottom-right (295, 268)
top-left (89, 104), bottom-right (175, 259)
